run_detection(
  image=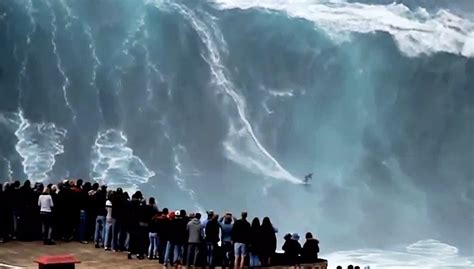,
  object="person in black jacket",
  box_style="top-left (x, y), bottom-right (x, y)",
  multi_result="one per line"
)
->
top-left (149, 209), bottom-right (161, 259)
top-left (156, 208), bottom-right (169, 264)
top-left (10, 181), bottom-right (21, 239)
top-left (127, 191), bottom-right (143, 259)
top-left (165, 210), bottom-right (188, 266)
top-left (249, 217), bottom-right (261, 267)
top-left (205, 214), bottom-right (220, 267)
top-left (301, 232), bottom-right (319, 263)
top-left (19, 180), bottom-right (35, 240)
top-left (259, 217), bottom-right (277, 266)
top-left (112, 188), bottom-right (127, 251)
top-left (0, 183), bottom-right (7, 243)
top-left (282, 233), bottom-right (302, 266)
top-left (93, 185), bottom-right (107, 248)
top-left (232, 211), bottom-right (251, 268)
